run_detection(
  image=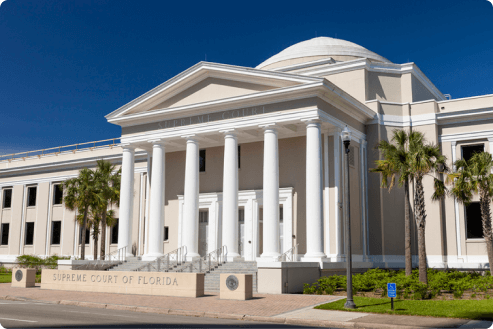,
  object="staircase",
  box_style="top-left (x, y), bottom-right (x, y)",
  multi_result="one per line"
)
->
top-left (109, 256), bottom-right (146, 272)
top-left (203, 260), bottom-right (258, 292)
